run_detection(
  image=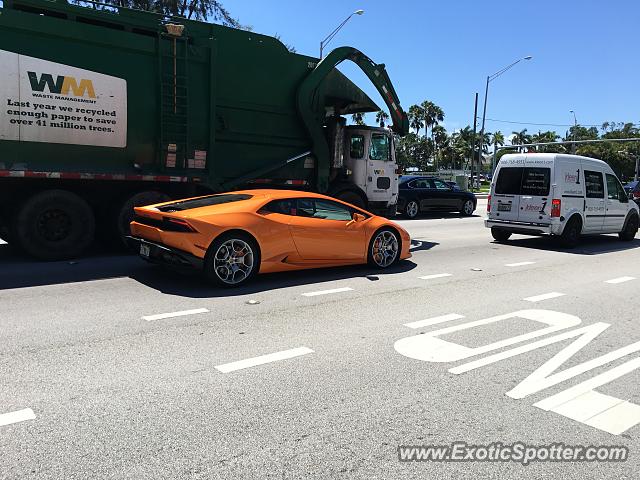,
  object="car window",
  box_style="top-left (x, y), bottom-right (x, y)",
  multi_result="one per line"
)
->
top-left (296, 198), bottom-right (353, 221)
top-left (521, 168), bottom-right (550, 196)
top-left (433, 179), bottom-right (450, 190)
top-left (414, 179), bottom-right (430, 188)
top-left (495, 167), bottom-right (523, 195)
top-left (350, 135), bottom-right (364, 159)
top-left (369, 133), bottom-right (390, 161)
top-left (585, 170), bottom-right (605, 198)
top-left (606, 174), bottom-right (620, 200)
top-left (261, 199), bottom-right (296, 215)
